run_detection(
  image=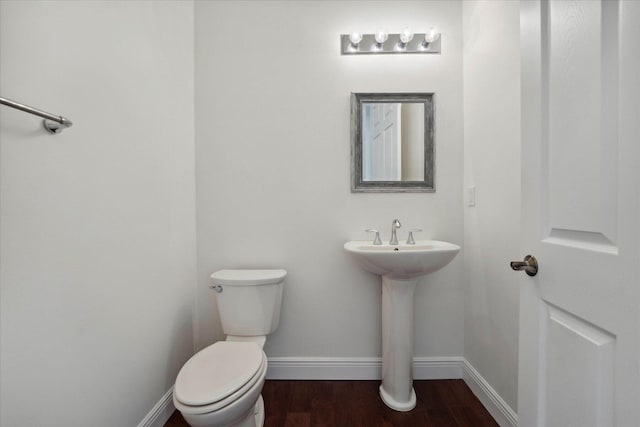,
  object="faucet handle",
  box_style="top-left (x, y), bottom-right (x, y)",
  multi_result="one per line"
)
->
top-left (365, 229), bottom-right (382, 245)
top-left (406, 228), bottom-right (423, 245)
